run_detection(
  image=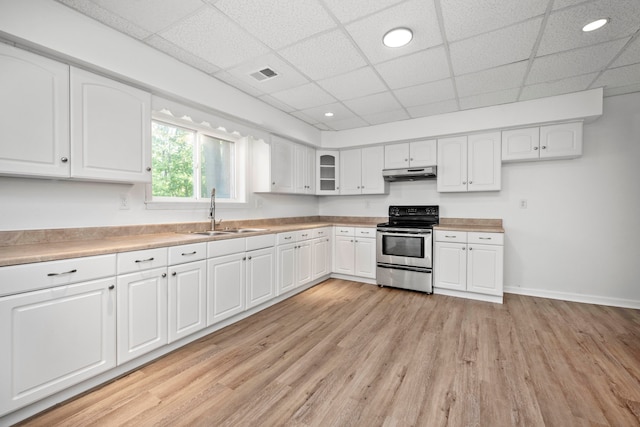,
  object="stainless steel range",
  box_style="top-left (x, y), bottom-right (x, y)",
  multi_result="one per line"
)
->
top-left (376, 205), bottom-right (439, 293)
